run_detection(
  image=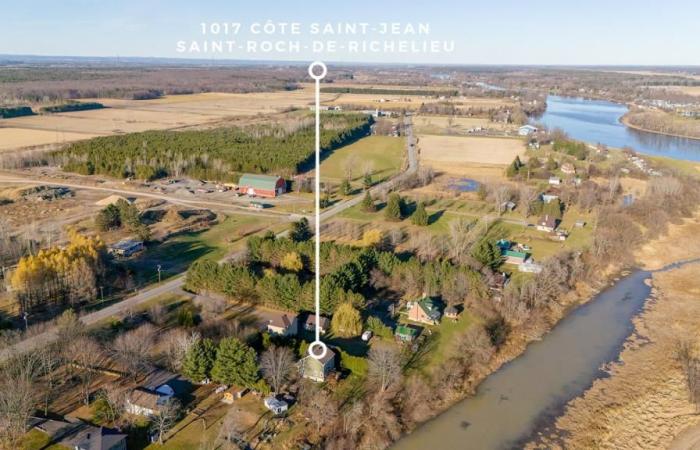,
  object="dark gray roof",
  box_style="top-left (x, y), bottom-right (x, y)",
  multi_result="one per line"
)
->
top-left (71, 425), bottom-right (126, 450)
top-left (142, 369), bottom-right (178, 391)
